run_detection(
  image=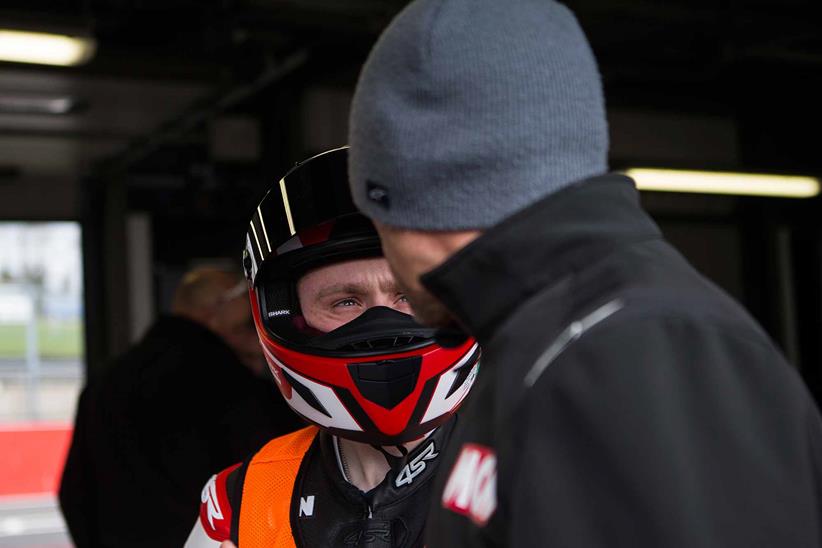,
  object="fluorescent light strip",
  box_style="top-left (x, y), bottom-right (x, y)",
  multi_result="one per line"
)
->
top-left (626, 168), bottom-right (821, 199)
top-left (0, 30), bottom-right (96, 67)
